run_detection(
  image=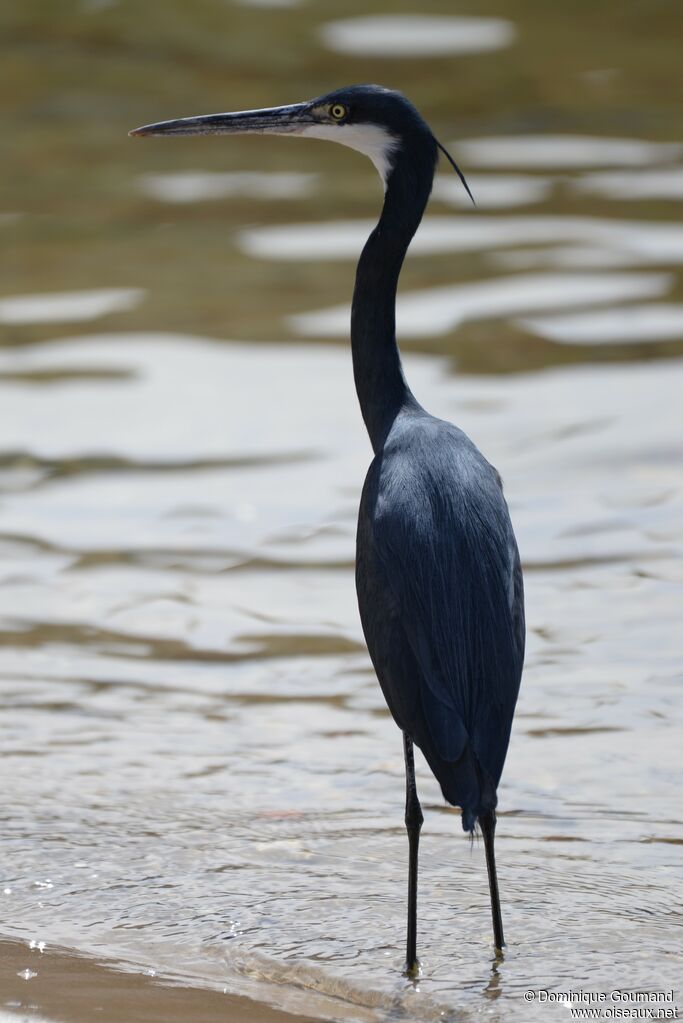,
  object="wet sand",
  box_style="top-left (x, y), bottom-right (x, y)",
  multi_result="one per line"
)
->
top-left (0, 939), bottom-right (316, 1023)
